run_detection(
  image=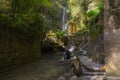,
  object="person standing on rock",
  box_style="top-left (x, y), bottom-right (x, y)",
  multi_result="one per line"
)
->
top-left (70, 56), bottom-right (83, 77)
top-left (63, 49), bottom-right (71, 60)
